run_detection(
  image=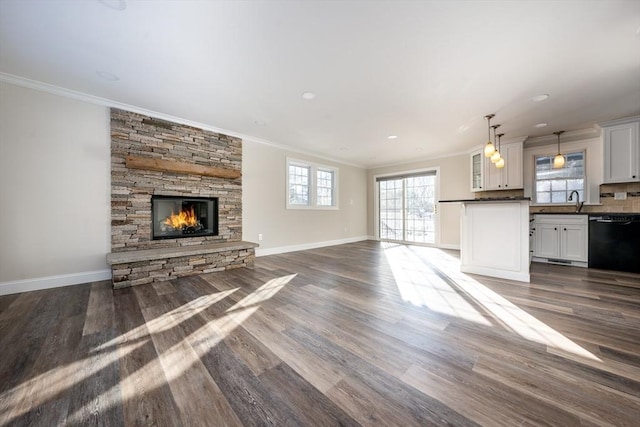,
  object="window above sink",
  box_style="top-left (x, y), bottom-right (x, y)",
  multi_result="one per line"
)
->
top-left (534, 151), bottom-right (585, 204)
